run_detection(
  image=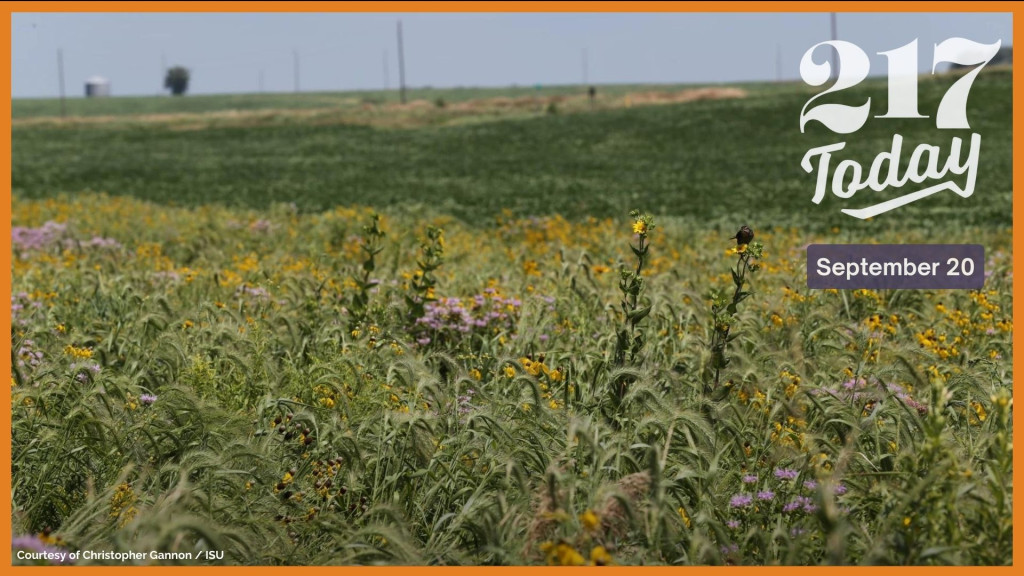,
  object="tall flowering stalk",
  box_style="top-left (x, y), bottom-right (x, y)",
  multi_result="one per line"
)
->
top-left (405, 226), bottom-right (445, 326)
top-left (348, 213), bottom-right (386, 331)
top-left (709, 227), bottom-right (763, 388)
top-left (612, 210), bottom-right (655, 402)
